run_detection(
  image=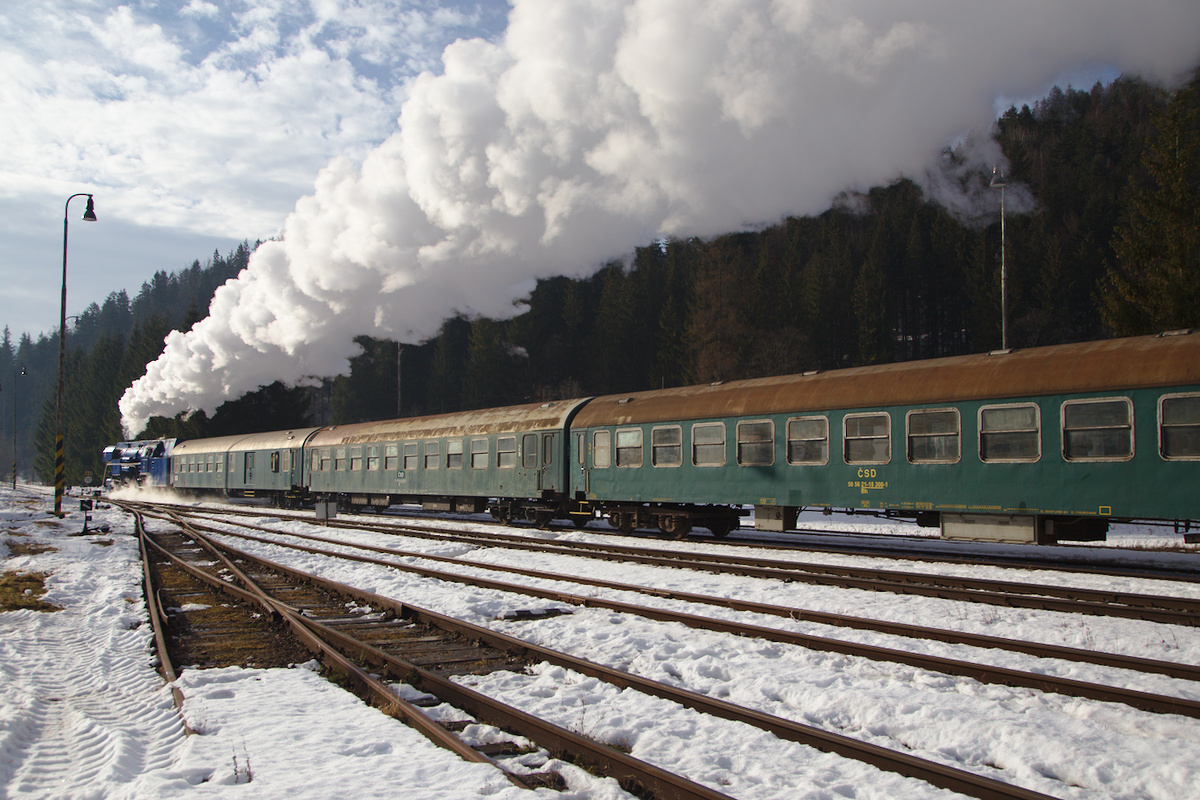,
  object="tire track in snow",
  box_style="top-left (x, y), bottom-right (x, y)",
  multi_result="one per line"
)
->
top-left (0, 608), bottom-right (185, 797)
